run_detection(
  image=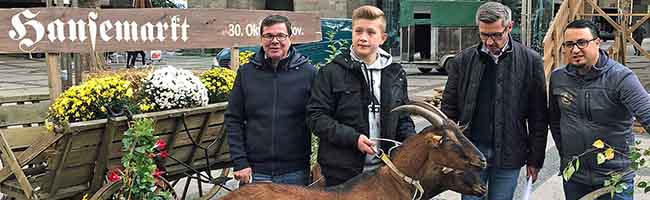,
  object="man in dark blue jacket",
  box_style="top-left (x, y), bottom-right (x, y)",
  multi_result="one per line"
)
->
top-left (224, 15), bottom-right (316, 186)
top-left (550, 19), bottom-right (650, 200)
